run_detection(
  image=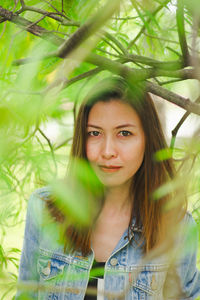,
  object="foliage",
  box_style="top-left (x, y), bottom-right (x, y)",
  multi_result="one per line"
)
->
top-left (0, 0), bottom-right (200, 298)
